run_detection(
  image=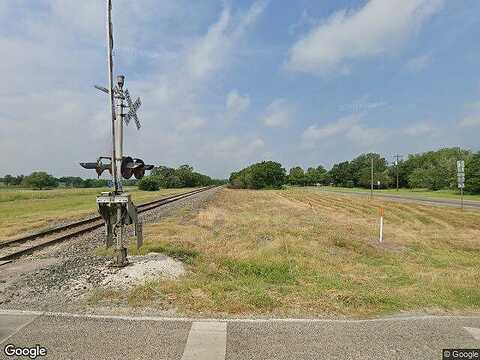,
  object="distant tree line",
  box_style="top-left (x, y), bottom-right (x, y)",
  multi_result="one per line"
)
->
top-left (138, 164), bottom-right (226, 191)
top-left (1, 165), bottom-right (224, 191)
top-left (229, 147), bottom-right (480, 193)
top-left (327, 148), bottom-right (479, 193)
top-left (0, 172), bottom-right (136, 190)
